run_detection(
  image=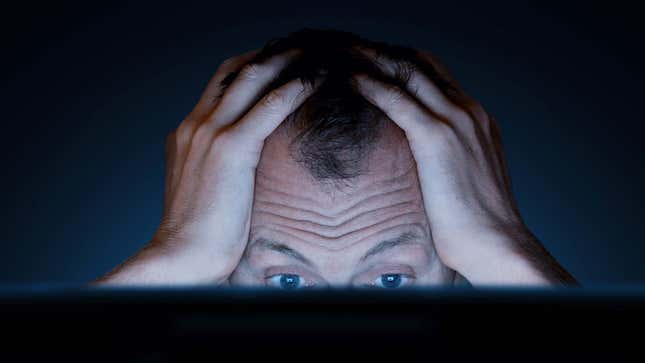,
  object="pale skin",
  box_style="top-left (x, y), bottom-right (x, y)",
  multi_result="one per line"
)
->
top-left (229, 118), bottom-right (455, 287)
top-left (95, 46), bottom-right (575, 288)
